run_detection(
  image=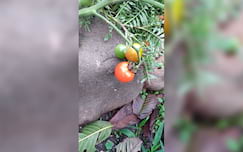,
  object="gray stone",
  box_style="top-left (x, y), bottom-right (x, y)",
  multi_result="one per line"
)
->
top-left (145, 68), bottom-right (164, 91)
top-left (79, 18), bottom-right (143, 125)
top-left (145, 56), bottom-right (164, 91)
